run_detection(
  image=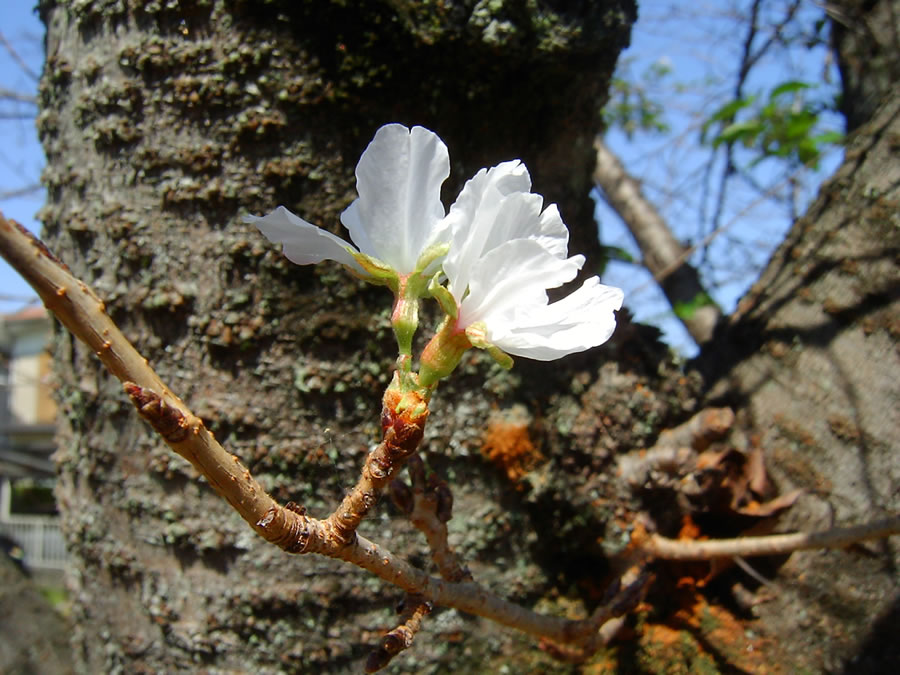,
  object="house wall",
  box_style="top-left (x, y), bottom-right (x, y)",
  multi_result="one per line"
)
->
top-left (4, 315), bottom-right (56, 426)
